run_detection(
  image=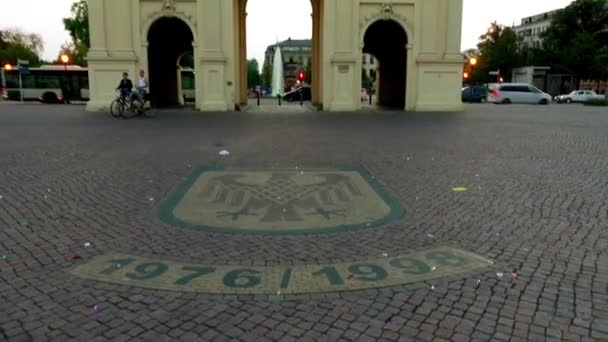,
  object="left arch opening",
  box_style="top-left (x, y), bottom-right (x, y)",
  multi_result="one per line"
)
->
top-left (363, 20), bottom-right (408, 109)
